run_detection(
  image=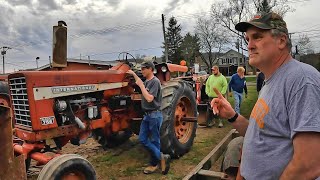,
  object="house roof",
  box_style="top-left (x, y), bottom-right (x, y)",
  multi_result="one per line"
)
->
top-left (218, 49), bottom-right (248, 59)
